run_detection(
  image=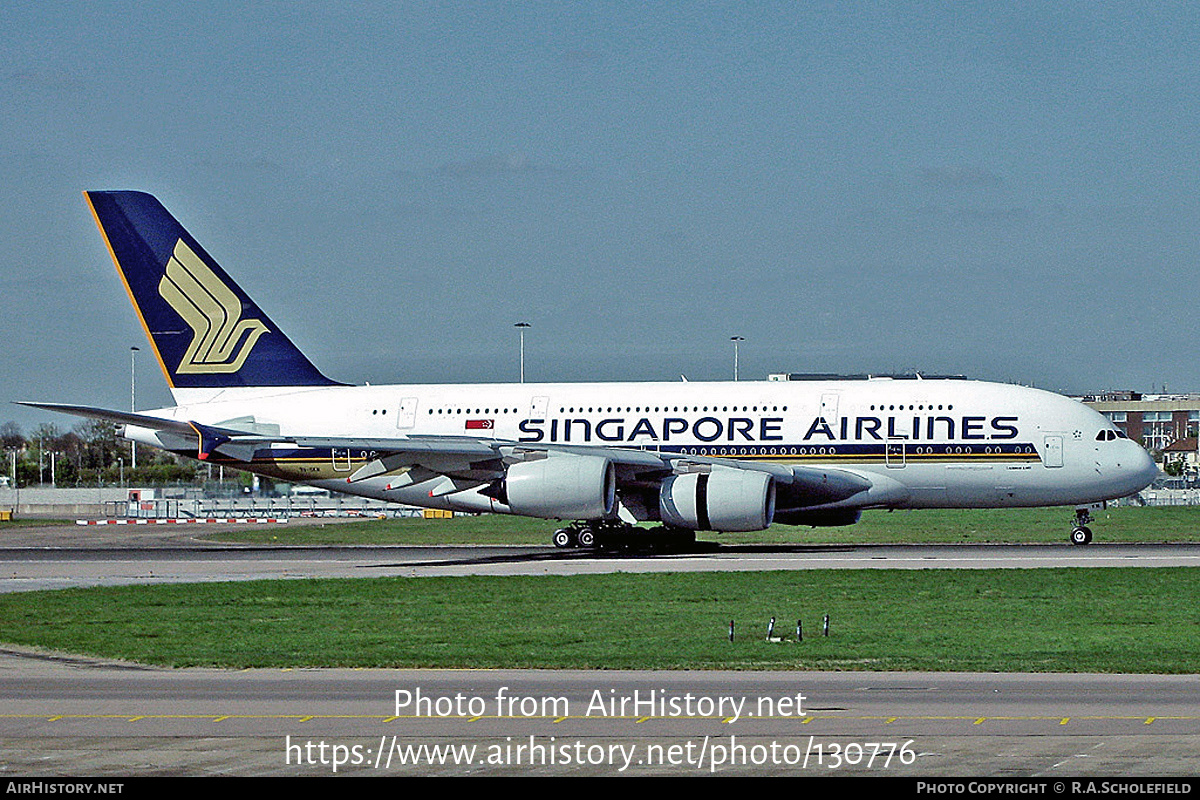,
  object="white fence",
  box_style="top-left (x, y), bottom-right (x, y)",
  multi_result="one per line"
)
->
top-left (0, 487), bottom-right (413, 519)
top-left (112, 496), bottom-right (404, 519)
top-left (1123, 489), bottom-right (1200, 507)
